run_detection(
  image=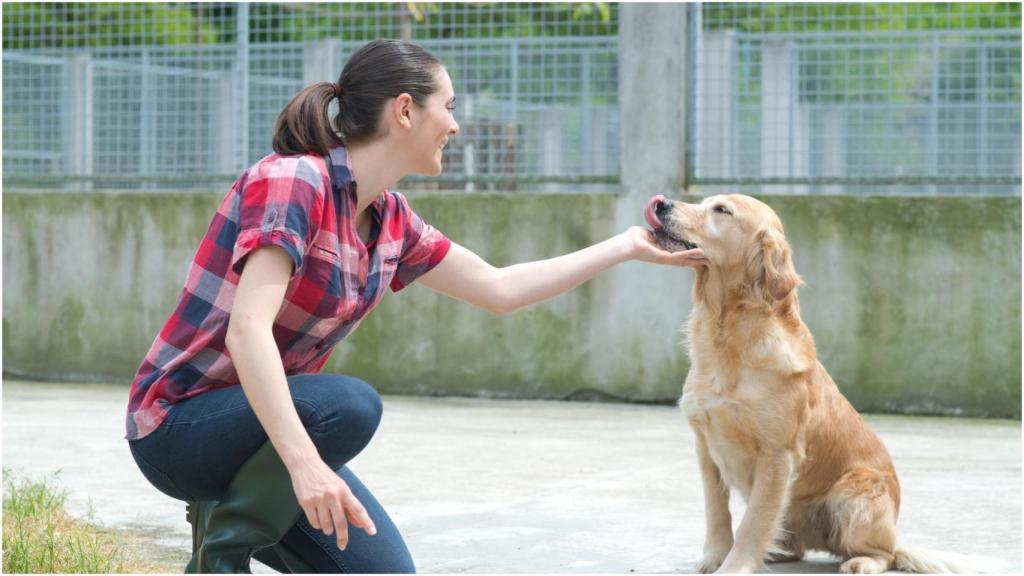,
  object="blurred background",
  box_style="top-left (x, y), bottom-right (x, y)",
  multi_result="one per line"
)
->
top-left (3, 3), bottom-right (1021, 418)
